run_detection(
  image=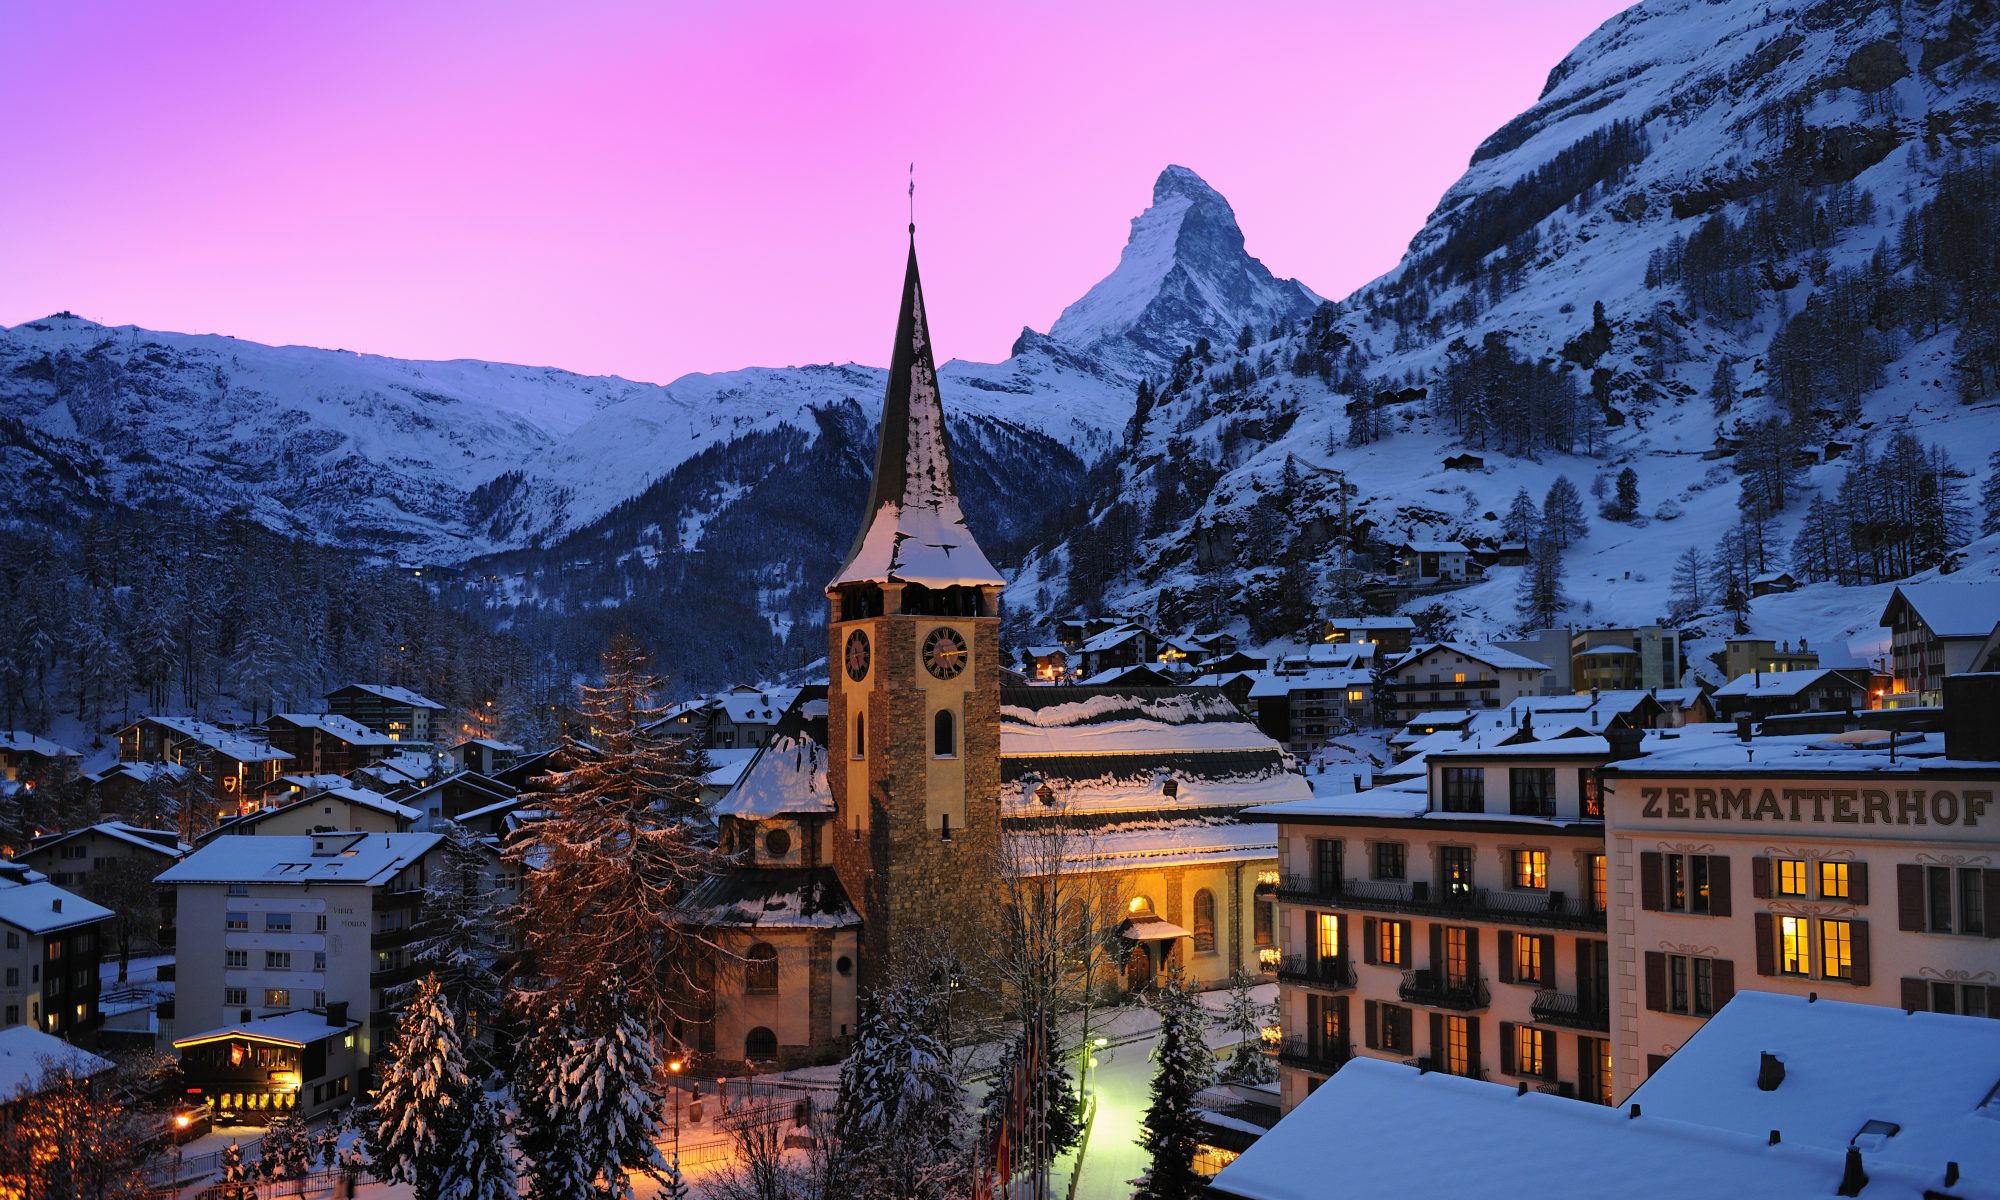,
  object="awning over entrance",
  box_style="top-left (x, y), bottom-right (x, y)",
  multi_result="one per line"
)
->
top-left (1123, 917), bottom-right (1193, 942)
